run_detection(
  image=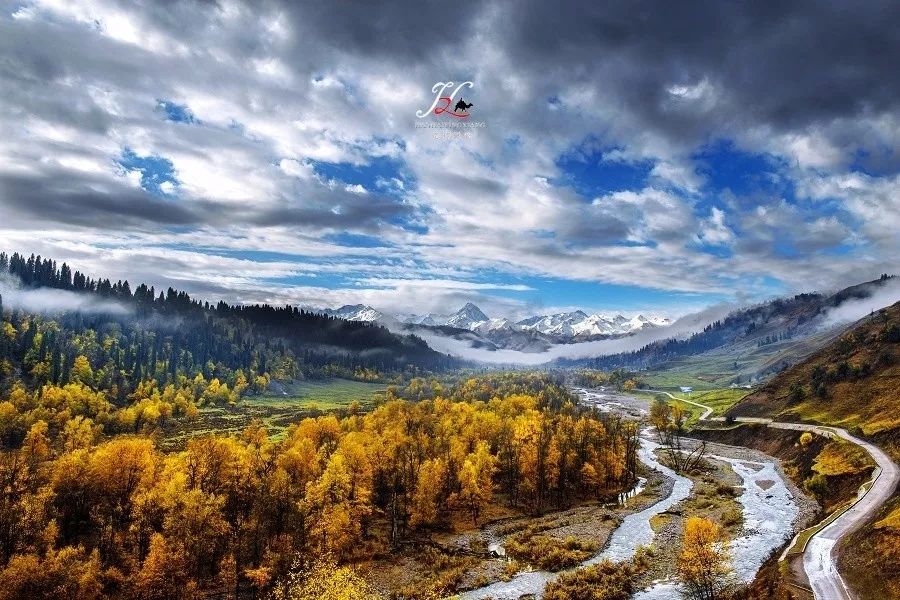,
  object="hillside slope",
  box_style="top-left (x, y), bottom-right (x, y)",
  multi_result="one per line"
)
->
top-left (0, 252), bottom-right (455, 406)
top-left (729, 300), bottom-right (900, 456)
top-left (564, 276), bottom-right (897, 382)
top-left (726, 301), bottom-right (900, 600)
